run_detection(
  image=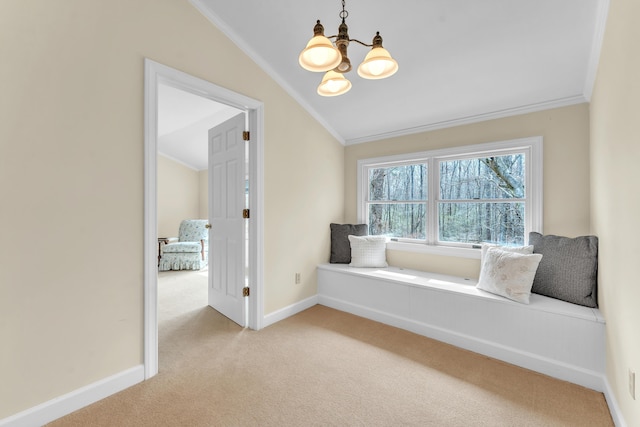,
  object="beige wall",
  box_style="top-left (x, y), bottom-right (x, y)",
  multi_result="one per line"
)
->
top-left (263, 116), bottom-right (345, 313)
top-left (590, 0), bottom-right (640, 424)
top-left (345, 104), bottom-right (591, 278)
top-left (158, 154), bottom-right (201, 238)
top-left (7, 0), bottom-right (632, 422)
top-left (198, 169), bottom-right (208, 220)
top-left (0, 0), bottom-right (343, 418)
